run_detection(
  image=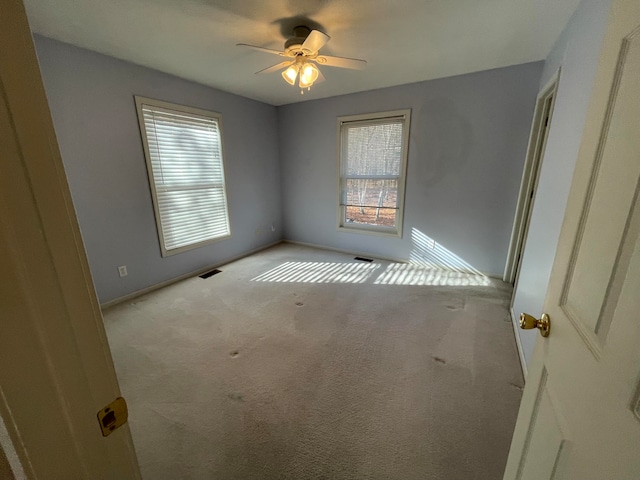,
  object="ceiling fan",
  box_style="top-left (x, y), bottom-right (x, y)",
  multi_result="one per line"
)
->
top-left (237, 26), bottom-right (367, 93)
